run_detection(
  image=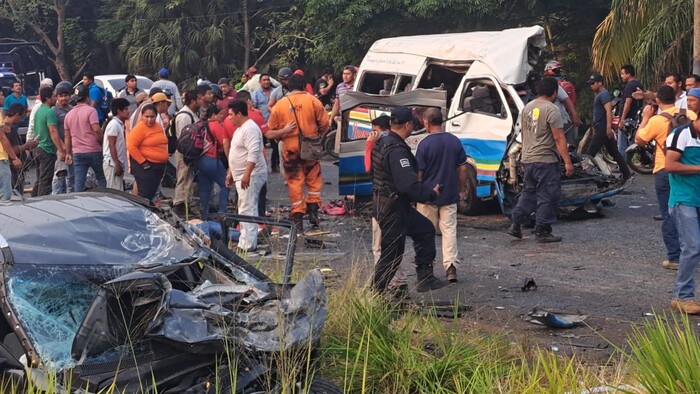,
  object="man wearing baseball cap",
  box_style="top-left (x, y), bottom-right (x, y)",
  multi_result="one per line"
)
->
top-left (371, 106), bottom-right (446, 294)
top-left (65, 84), bottom-right (106, 192)
top-left (151, 67), bottom-right (182, 116)
top-left (586, 72), bottom-right (632, 180)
